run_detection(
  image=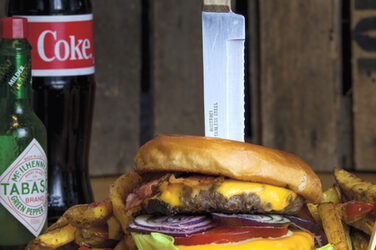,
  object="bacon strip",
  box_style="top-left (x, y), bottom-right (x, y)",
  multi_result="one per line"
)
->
top-left (125, 174), bottom-right (171, 210)
top-left (169, 175), bottom-right (224, 187)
